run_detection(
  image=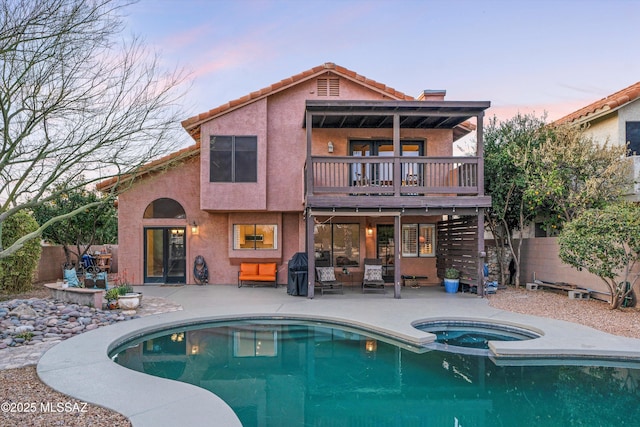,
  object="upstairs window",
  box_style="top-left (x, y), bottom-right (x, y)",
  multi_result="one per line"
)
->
top-left (626, 121), bottom-right (640, 155)
top-left (210, 135), bottom-right (257, 182)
